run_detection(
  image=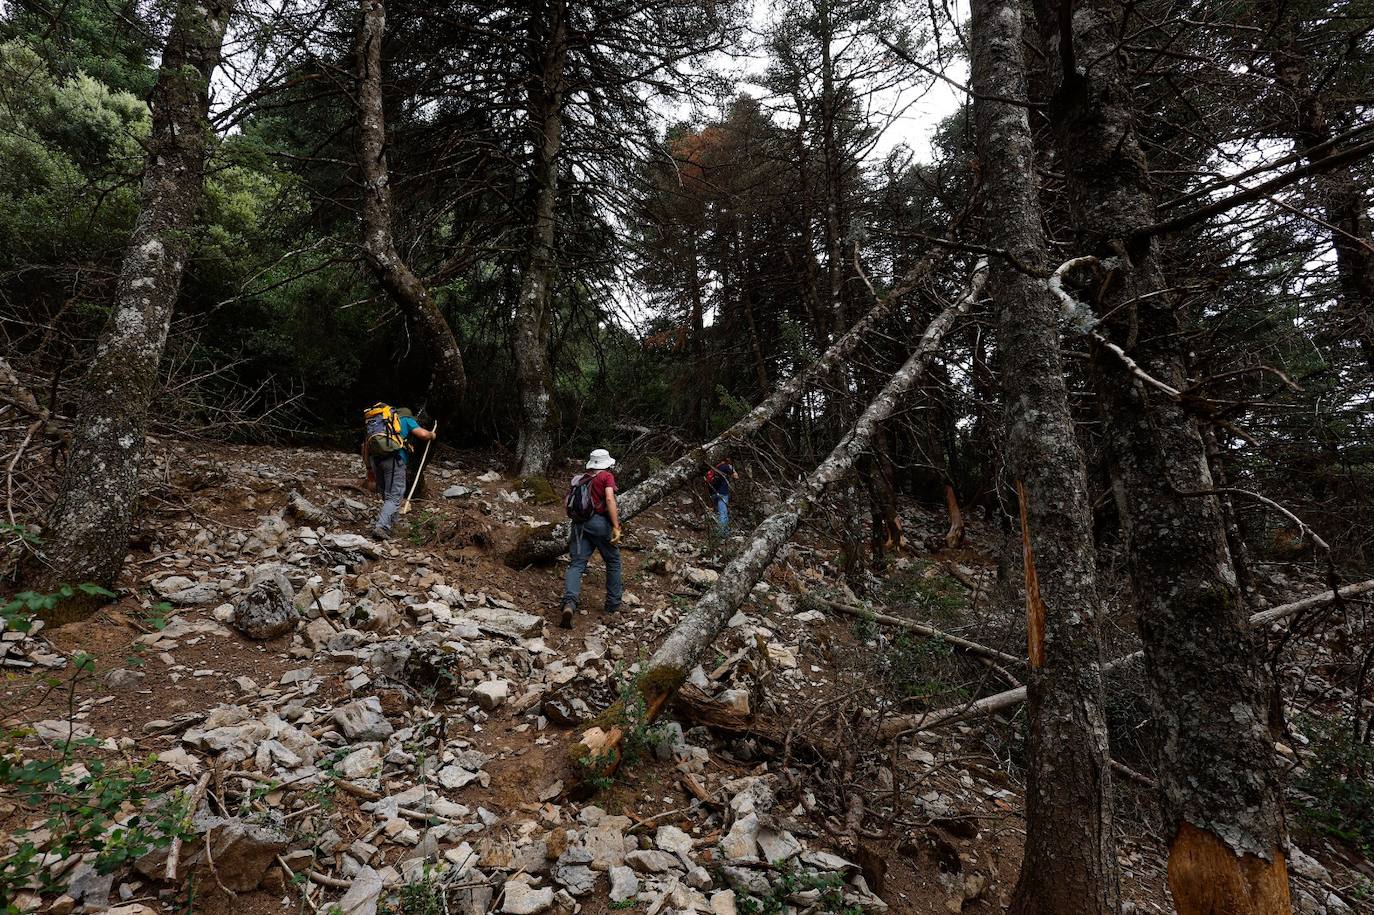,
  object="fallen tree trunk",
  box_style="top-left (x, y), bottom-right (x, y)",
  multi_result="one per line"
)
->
top-left (504, 250), bottom-right (945, 567)
top-left (568, 262), bottom-right (988, 782)
top-left (878, 578), bottom-right (1374, 740)
top-left (816, 596), bottom-right (1022, 665)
